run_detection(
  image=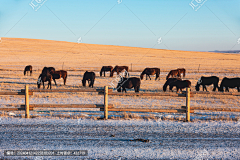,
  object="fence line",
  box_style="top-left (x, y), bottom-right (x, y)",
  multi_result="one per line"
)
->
top-left (1, 85), bottom-right (240, 121)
